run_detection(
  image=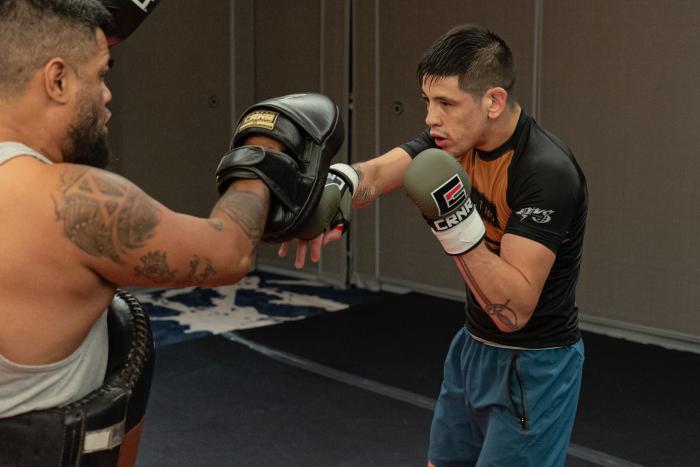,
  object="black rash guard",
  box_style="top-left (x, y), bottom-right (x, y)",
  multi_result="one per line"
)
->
top-left (400, 110), bottom-right (588, 348)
